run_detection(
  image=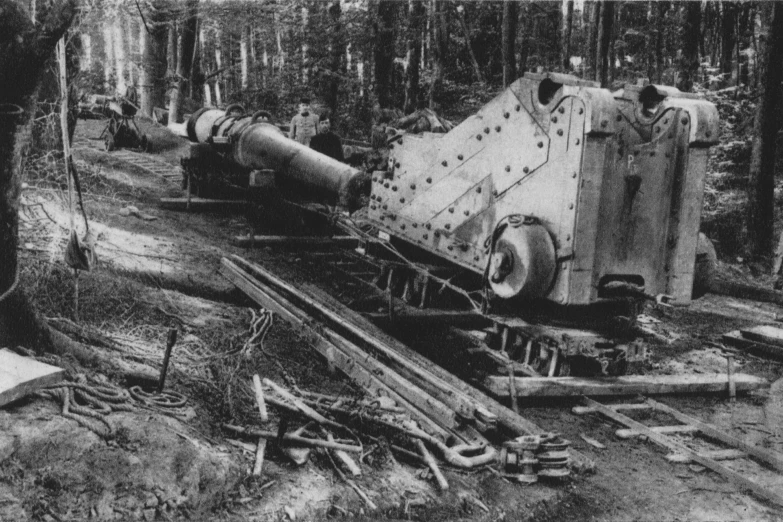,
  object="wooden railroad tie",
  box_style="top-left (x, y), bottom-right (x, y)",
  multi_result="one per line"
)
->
top-left (574, 396), bottom-right (783, 507)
